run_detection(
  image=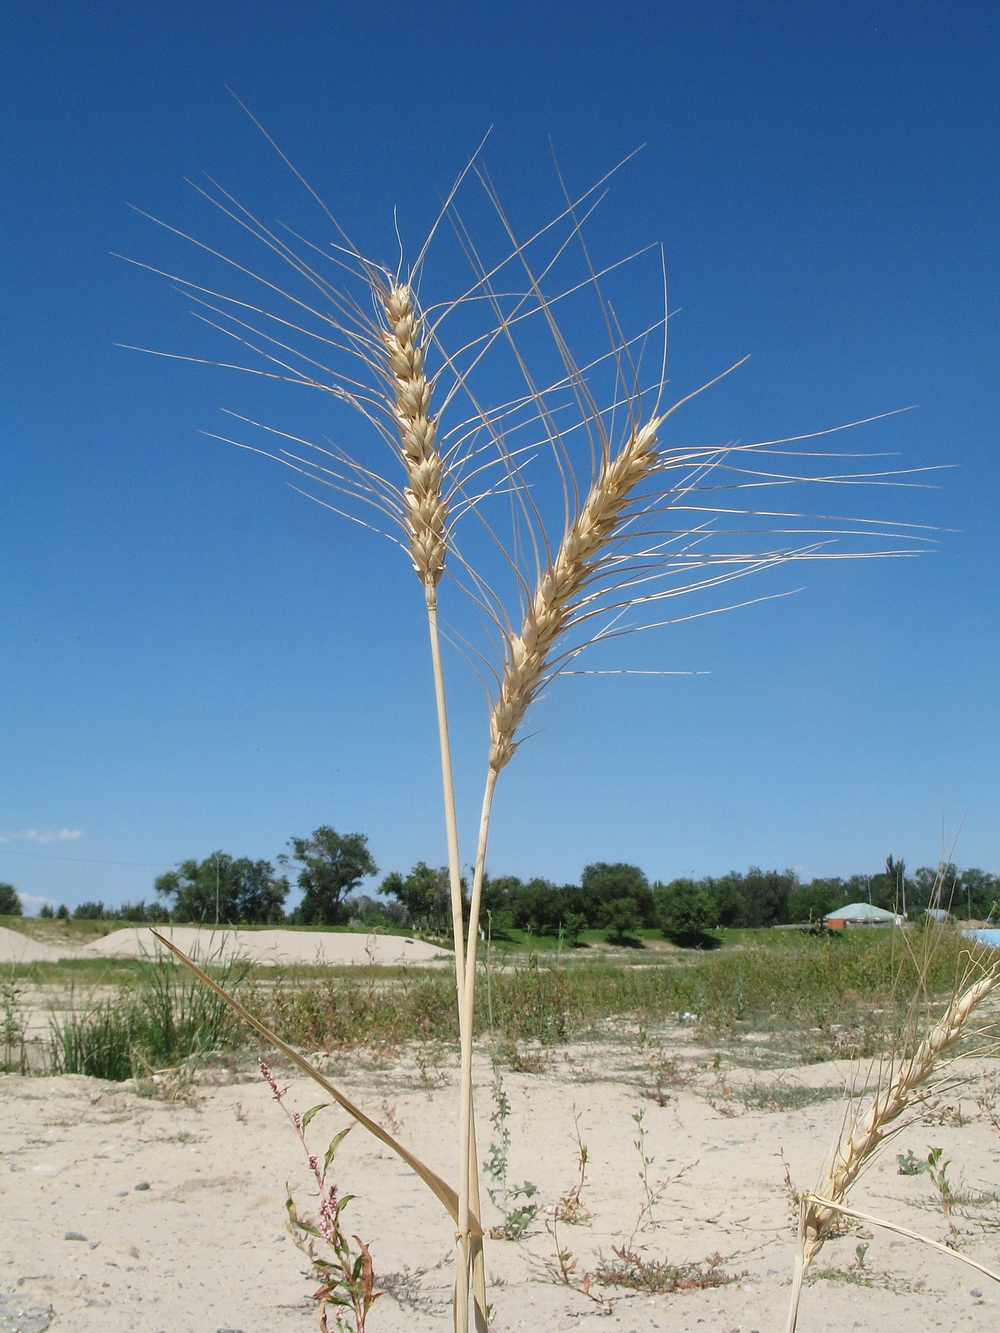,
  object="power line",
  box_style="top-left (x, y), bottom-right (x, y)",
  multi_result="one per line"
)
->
top-left (0, 846), bottom-right (171, 868)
